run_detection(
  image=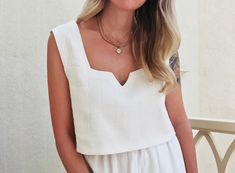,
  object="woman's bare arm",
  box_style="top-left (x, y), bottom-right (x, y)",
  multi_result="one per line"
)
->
top-left (166, 54), bottom-right (198, 173)
top-left (47, 32), bottom-right (93, 173)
